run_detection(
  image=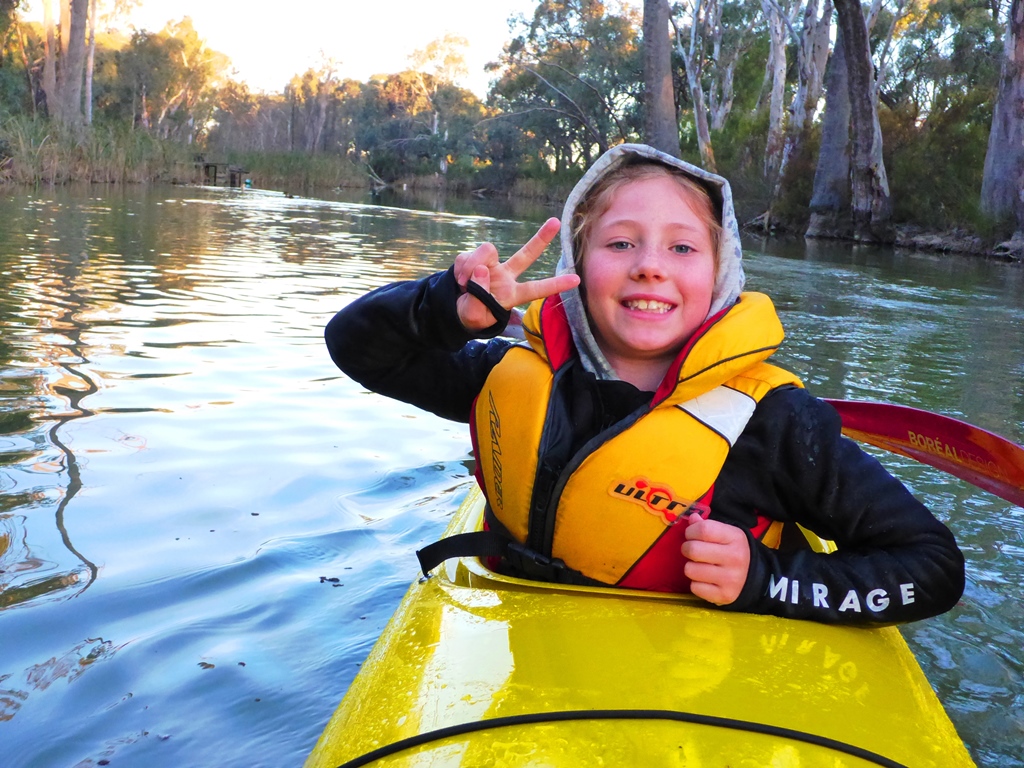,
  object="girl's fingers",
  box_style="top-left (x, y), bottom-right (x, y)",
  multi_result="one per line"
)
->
top-left (469, 265), bottom-right (490, 293)
top-left (514, 273), bottom-right (580, 305)
top-left (455, 243), bottom-right (499, 288)
top-left (689, 580), bottom-right (732, 606)
top-left (684, 557), bottom-right (745, 606)
top-left (457, 266), bottom-right (497, 331)
top-left (453, 219), bottom-right (562, 323)
top-left (683, 560), bottom-right (719, 584)
top-left (685, 516), bottom-right (744, 547)
top-left (680, 539), bottom-right (720, 565)
top-left (504, 218), bottom-right (561, 276)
